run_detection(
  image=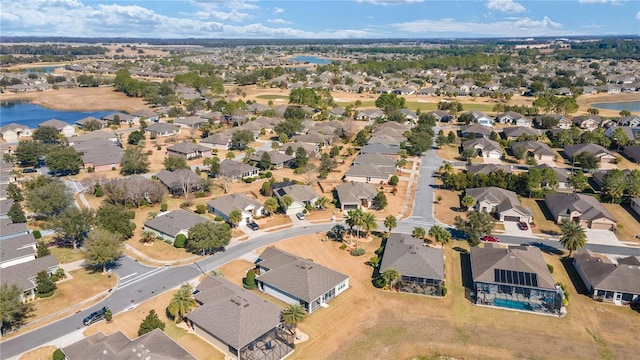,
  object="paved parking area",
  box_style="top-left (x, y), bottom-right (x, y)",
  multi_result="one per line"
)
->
top-left (584, 228), bottom-right (623, 246)
top-left (502, 221), bottom-right (536, 238)
top-left (482, 157), bottom-right (503, 164)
